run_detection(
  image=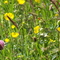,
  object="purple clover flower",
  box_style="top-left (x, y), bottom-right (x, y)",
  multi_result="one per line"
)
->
top-left (0, 40), bottom-right (5, 50)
